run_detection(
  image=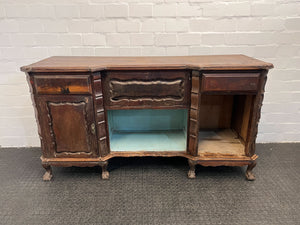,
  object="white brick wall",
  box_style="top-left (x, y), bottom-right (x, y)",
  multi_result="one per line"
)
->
top-left (0, 0), bottom-right (299, 147)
